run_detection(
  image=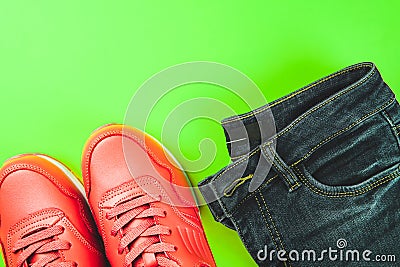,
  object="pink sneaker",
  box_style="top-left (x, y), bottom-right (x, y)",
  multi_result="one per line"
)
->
top-left (0, 154), bottom-right (109, 266)
top-left (82, 124), bottom-right (216, 267)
